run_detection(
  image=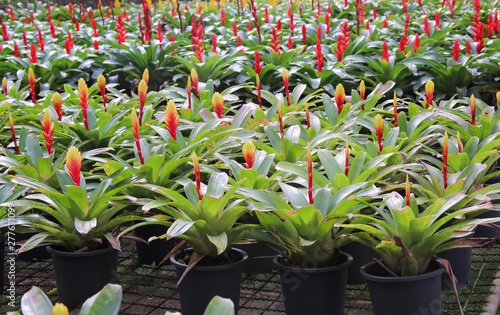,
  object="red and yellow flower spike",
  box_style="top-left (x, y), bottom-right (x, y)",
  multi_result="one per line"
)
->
top-left (457, 132), bottom-right (462, 153)
top-left (28, 68), bottom-right (37, 104)
top-left (191, 68), bottom-right (200, 99)
top-left (256, 74), bottom-right (262, 109)
top-left (187, 76), bottom-right (192, 109)
top-left (242, 140), bottom-right (256, 169)
top-left (138, 79), bottom-right (147, 125)
top-left (443, 131), bottom-right (448, 189)
top-left (345, 136), bottom-right (350, 176)
top-left (425, 80), bottom-right (434, 109)
top-left (66, 146), bottom-right (82, 186)
top-left (282, 68), bottom-right (290, 107)
top-left (335, 83), bottom-right (345, 115)
top-left (53, 92), bottom-right (62, 121)
top-left (374, 114), bottom-right (384, 154)
top-left (78, 78), bottom-right (89, 131)
top-left (41, 108), bottom-right (55, 154)
top-left (192, 152), bottom-right (203, 200)
top-left (496, 91), bottom-right (500, 108)
top-left (97, 74), bottom-right (107, 112)
top-left (393, 92), bottom-right (398, 127)
top-left (212, 92), bottom-right (224, 119)
top-left (359, 79), bottom-right (366, 102)
top-left (131, 108), bottom-right (144, 165)
top-left (305, 104), bottom-right (311, 128)
top-left (142, 68), bottom-right (149, 86)
top-left (307, 142), bottom-right (314, 205)
top-left (2, 77), bottom-right (7, 95)
top-left (164, 100), bottom-right (179, 140)
top-left (278, 102), bottom-right (284, 139)
top-left (52, 303), bottom-right (69, 315)
top-left (8, 114), bottom-right (19, 155)
top-left (470, 94), bottom-right (476, 125)
top-left (405, 174), bottom-right (411, 207)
